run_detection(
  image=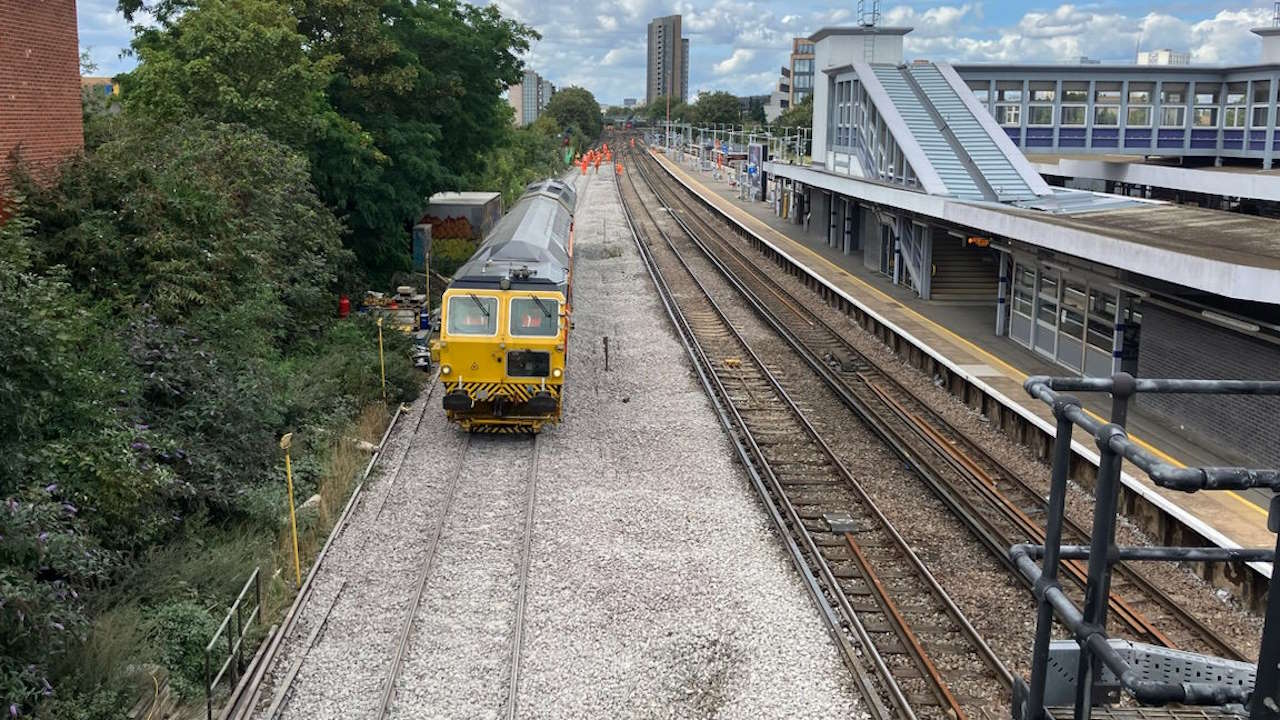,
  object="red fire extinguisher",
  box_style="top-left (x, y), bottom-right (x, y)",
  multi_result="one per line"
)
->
top-left (338, 294), bottom-right (351, 318)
